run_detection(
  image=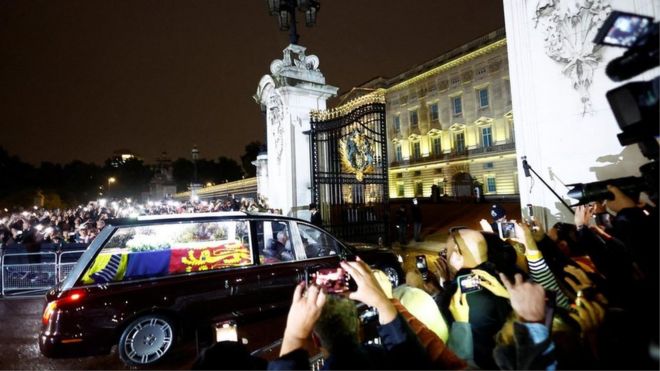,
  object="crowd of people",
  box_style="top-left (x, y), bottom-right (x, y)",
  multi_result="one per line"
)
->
top-left (1, 184), bottom-right (658, 369)
top-left (193, 184), bottom-right (657, 370)
top-left (0, 195), bottom-right (271, 253)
